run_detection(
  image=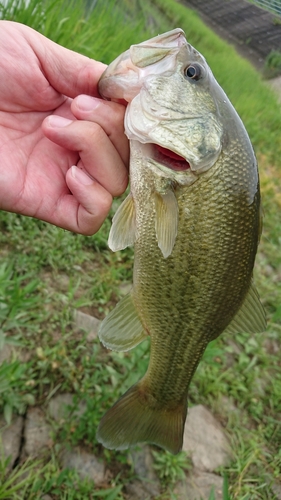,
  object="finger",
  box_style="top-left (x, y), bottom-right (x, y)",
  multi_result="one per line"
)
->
top-left (42, 115), bottom-right (128, 197)
top-left (53, 165), bottom-right (112, 235)
top-left (27, 25), bottom-right (106, 98)
top-left (71, 95), bottom-right (129, 166)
